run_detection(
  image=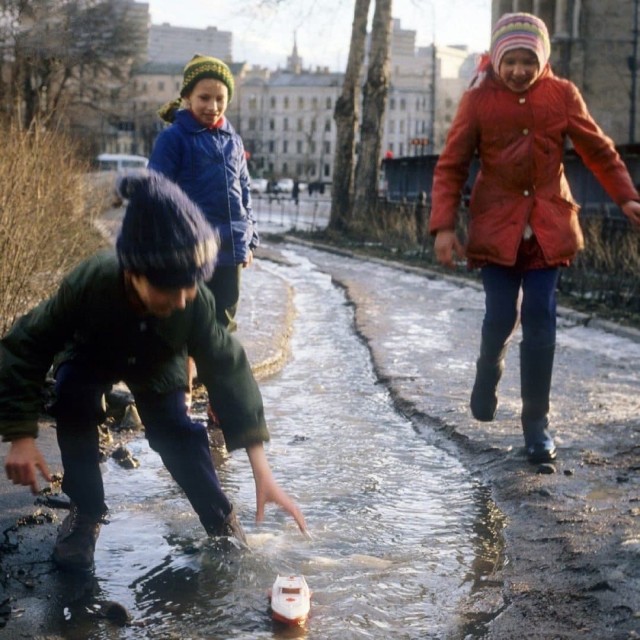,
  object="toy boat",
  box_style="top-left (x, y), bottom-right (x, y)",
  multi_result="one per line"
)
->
top-left (269, 574), bottom-right (311, 625)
